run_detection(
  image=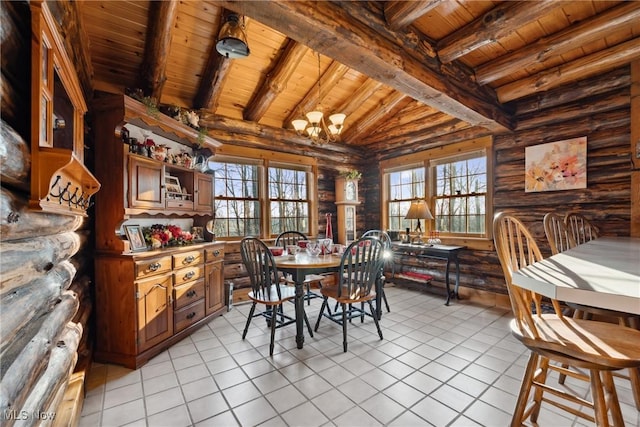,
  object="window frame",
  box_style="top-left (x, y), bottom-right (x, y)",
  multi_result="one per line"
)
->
top-left (380, 136), bottom-right (493, 249)
top-left (209, 145), bottom-right (318, 241)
